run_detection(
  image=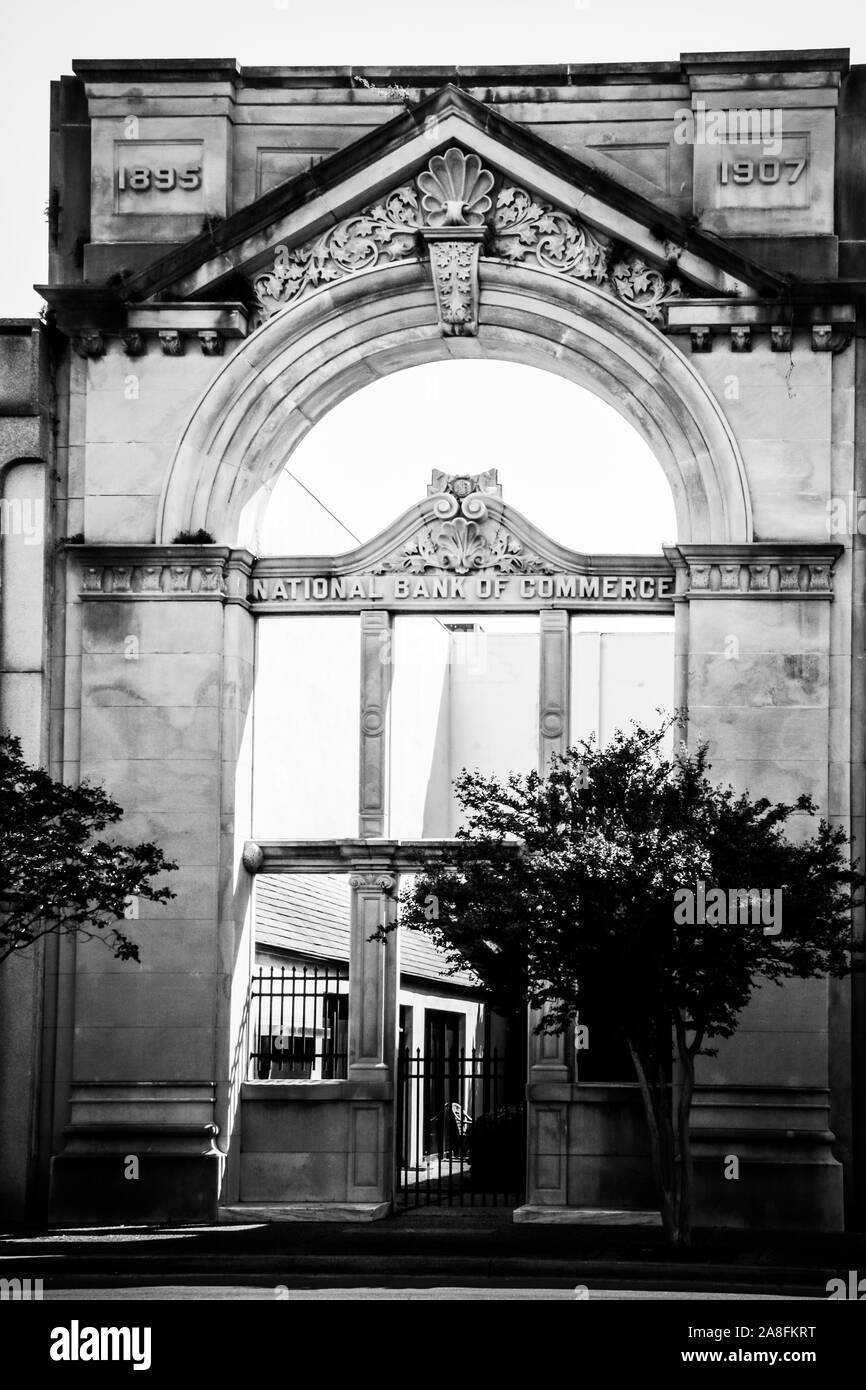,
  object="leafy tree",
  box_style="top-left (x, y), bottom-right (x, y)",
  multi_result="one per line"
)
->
top-left (389, 719), bottom-right (859, 1247)
top-left (0, 731), bottom-right (177, 966)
